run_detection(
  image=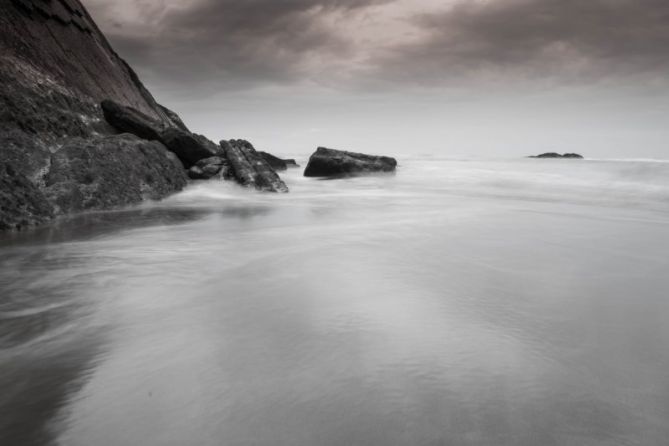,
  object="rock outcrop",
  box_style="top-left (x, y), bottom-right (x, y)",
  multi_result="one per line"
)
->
top-left (530, 152), bottom-right (584, 159)
top-left (159, 128), bottom-right (222, 168)
top-left (0, 162), bottom-right (54, 231)
top-left (284, 159), bottom-right (300, 168)
top-left (0, 0), bottom-right (290, 231)
top-left (101, 100), bottom-right (222, 168)
top-left (258, 151), bottom-right (288, 171)
top-left (223, 140), bottom-right (289, 193)
top-left (0, 0), bottom-right (219, 231)
top-left (304, 147), bottom-right (397, 178)
top-left (44, 134), bottom-right (187, 214)
top-left (188, 156), bottom-right (231, 180)
top-left (101, 99), bottom-right (164, 142)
